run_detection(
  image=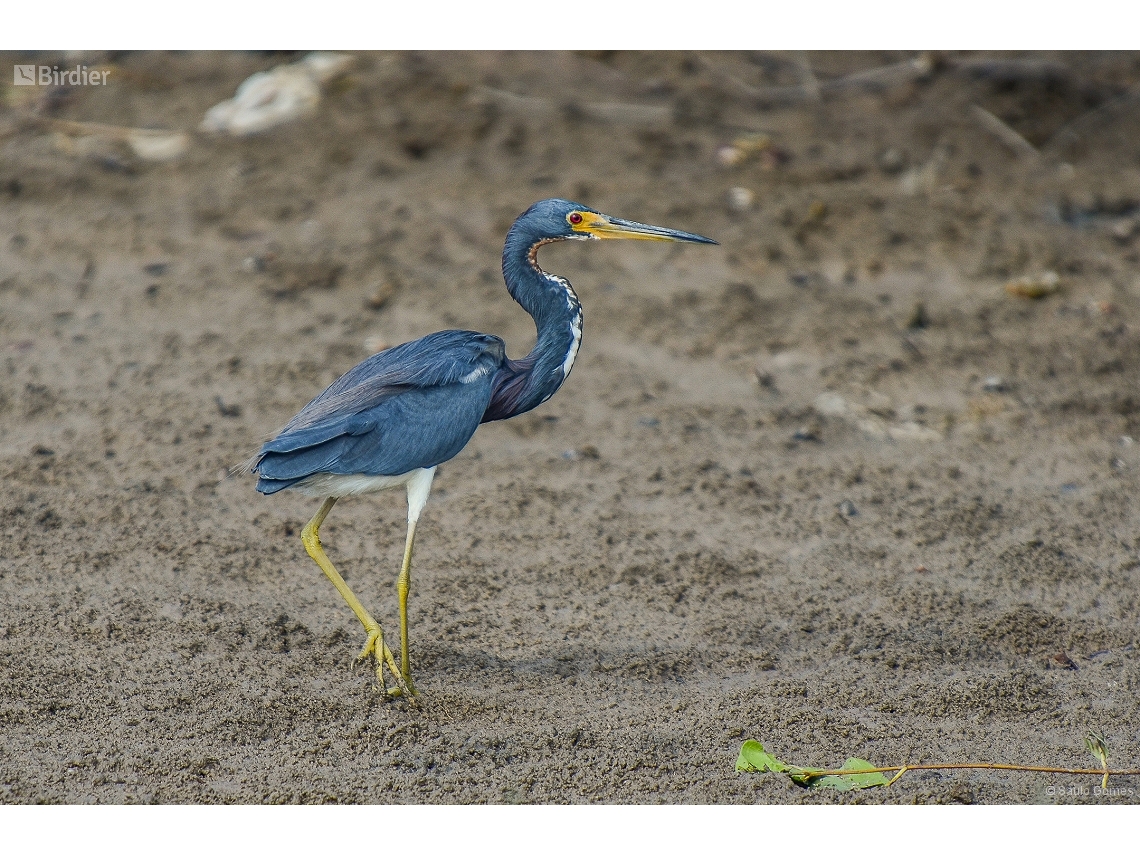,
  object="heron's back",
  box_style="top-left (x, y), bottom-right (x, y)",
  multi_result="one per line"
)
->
top-left (252, 330), bottom-right (505, 494)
